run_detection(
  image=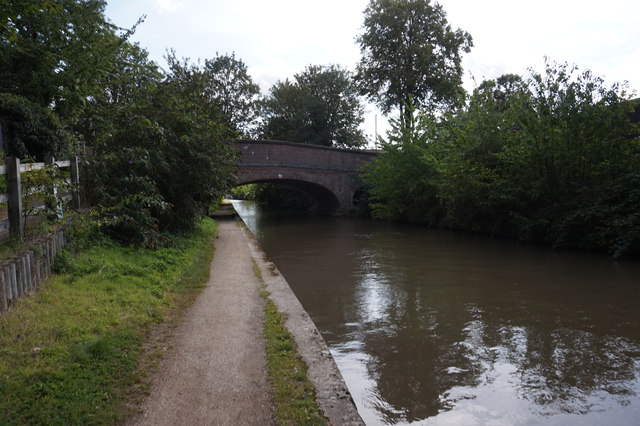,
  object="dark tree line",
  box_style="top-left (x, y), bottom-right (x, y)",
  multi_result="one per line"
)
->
top-left (259, 64), bottom-right (367, 148)
top-left (4, 0), bottom-right (638, 256)
top-left (364, 61), bottom-right (640, 257)
top-left (0, 0), bottom-right (375, 246)
top-left (351, 0), bottom-right (640, 257)
top-left (1, 1), bottom-right (244, 246)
